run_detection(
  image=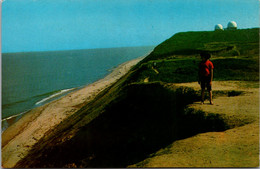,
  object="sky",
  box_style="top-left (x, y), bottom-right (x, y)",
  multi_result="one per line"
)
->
top-left (2, 0), bottom-right (259, 53)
